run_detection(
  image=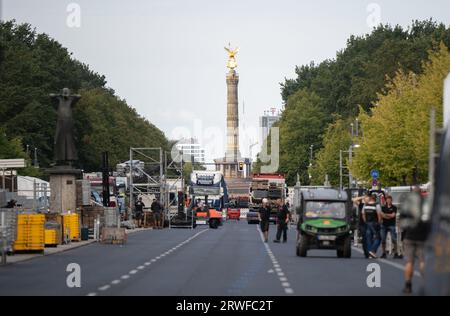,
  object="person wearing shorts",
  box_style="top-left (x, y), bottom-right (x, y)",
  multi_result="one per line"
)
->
top-left (402, 189), bottom-right (429, 294)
